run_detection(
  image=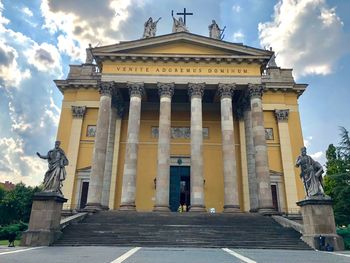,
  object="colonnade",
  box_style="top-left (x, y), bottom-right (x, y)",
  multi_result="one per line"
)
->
top-left (85, 81), bottom-right (276, 214)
